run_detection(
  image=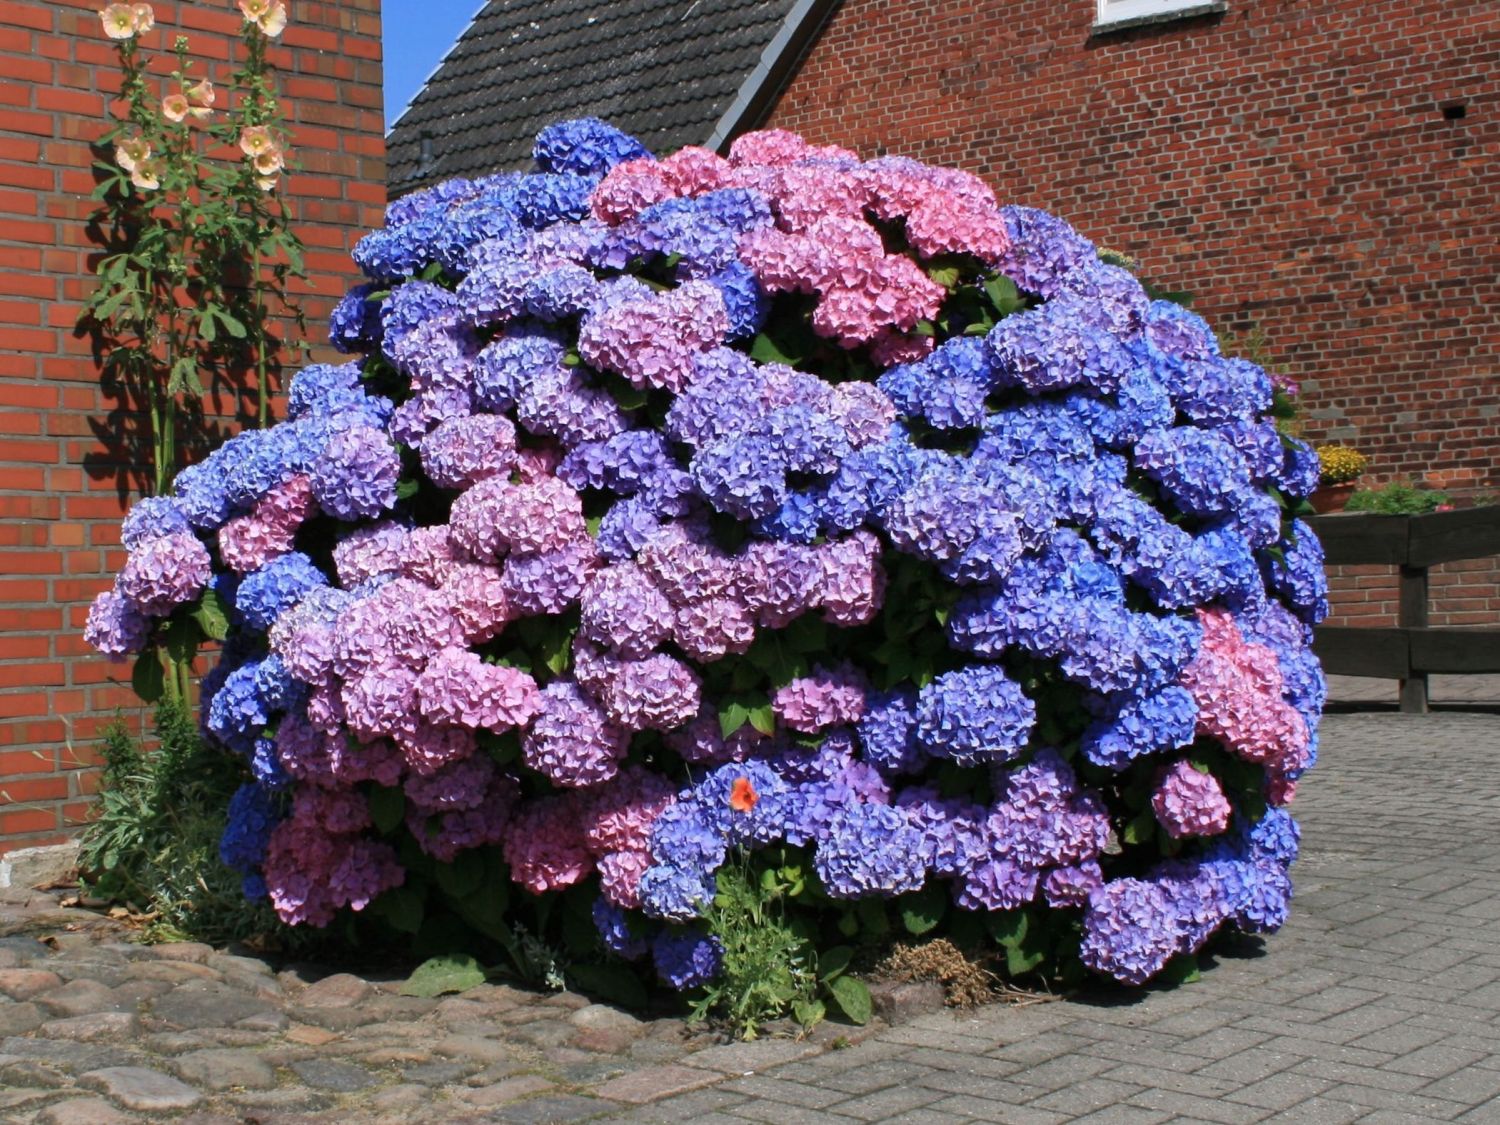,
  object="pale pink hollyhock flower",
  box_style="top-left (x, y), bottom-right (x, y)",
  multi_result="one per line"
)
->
top-left (161, 93), bottom-right (189, 123)
top-left (253, 146), bottom-right (285, 176)
top-left (115, 135), bottom-right (150, 172)
top-left (100, 4), bottom-right (138, 39)
top-left (184, 79), bottom-right (214, 119)
top-left (130, 3), bottom-right (154, 32)
top-left (239, 125), bottom-right (276, 158)
top-left (238, 0), bottom-right (288, 37)
top-left (255, 174), bottom-right (279, 193)
top-left (129, 158), bottom-right (161, 191)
